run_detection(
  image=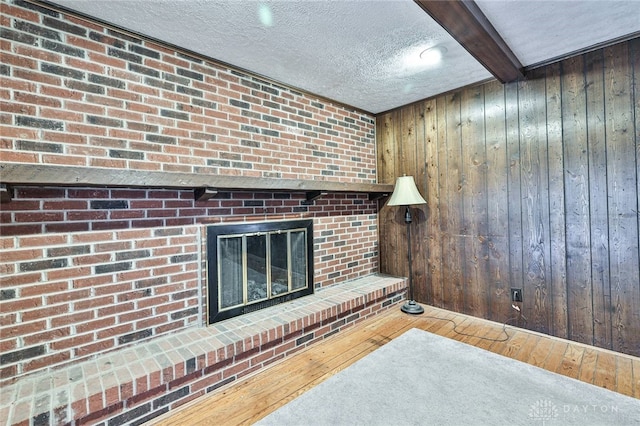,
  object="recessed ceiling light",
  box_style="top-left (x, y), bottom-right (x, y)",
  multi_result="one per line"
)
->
top-left (419, 46), bottom-right (447, 65)
top-left (396, 44), bottom-right (446, 76)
